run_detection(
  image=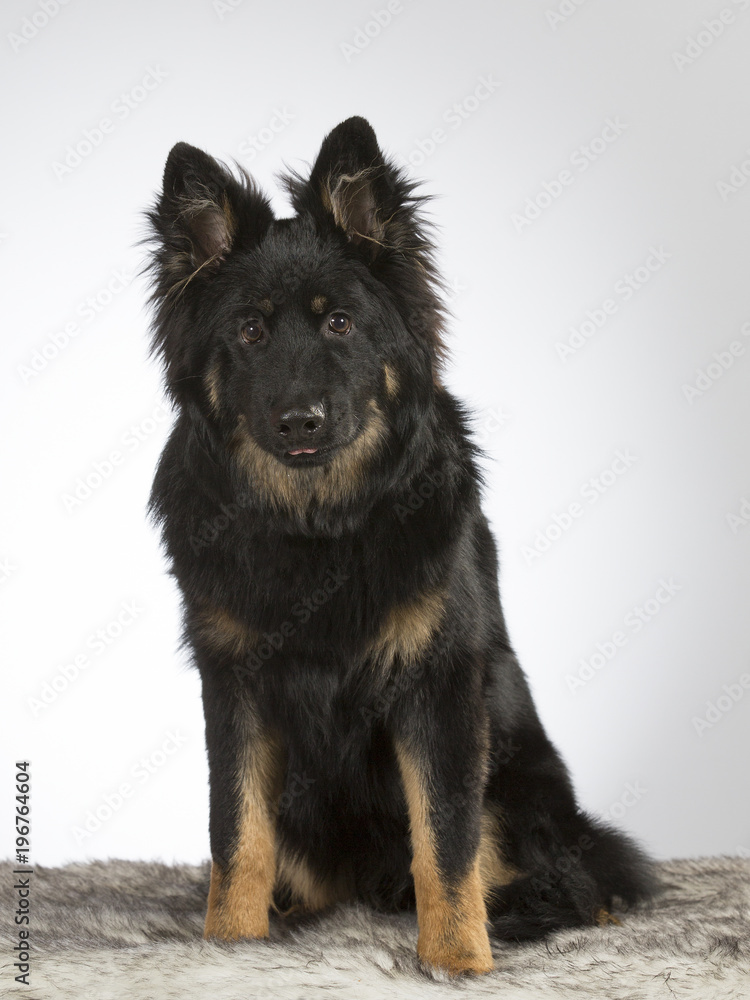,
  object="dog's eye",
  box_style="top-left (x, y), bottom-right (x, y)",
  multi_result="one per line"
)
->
top-left (328, 313), bottom-right (352, 336)
top-left (240, 321), bottom-right (263, 344)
